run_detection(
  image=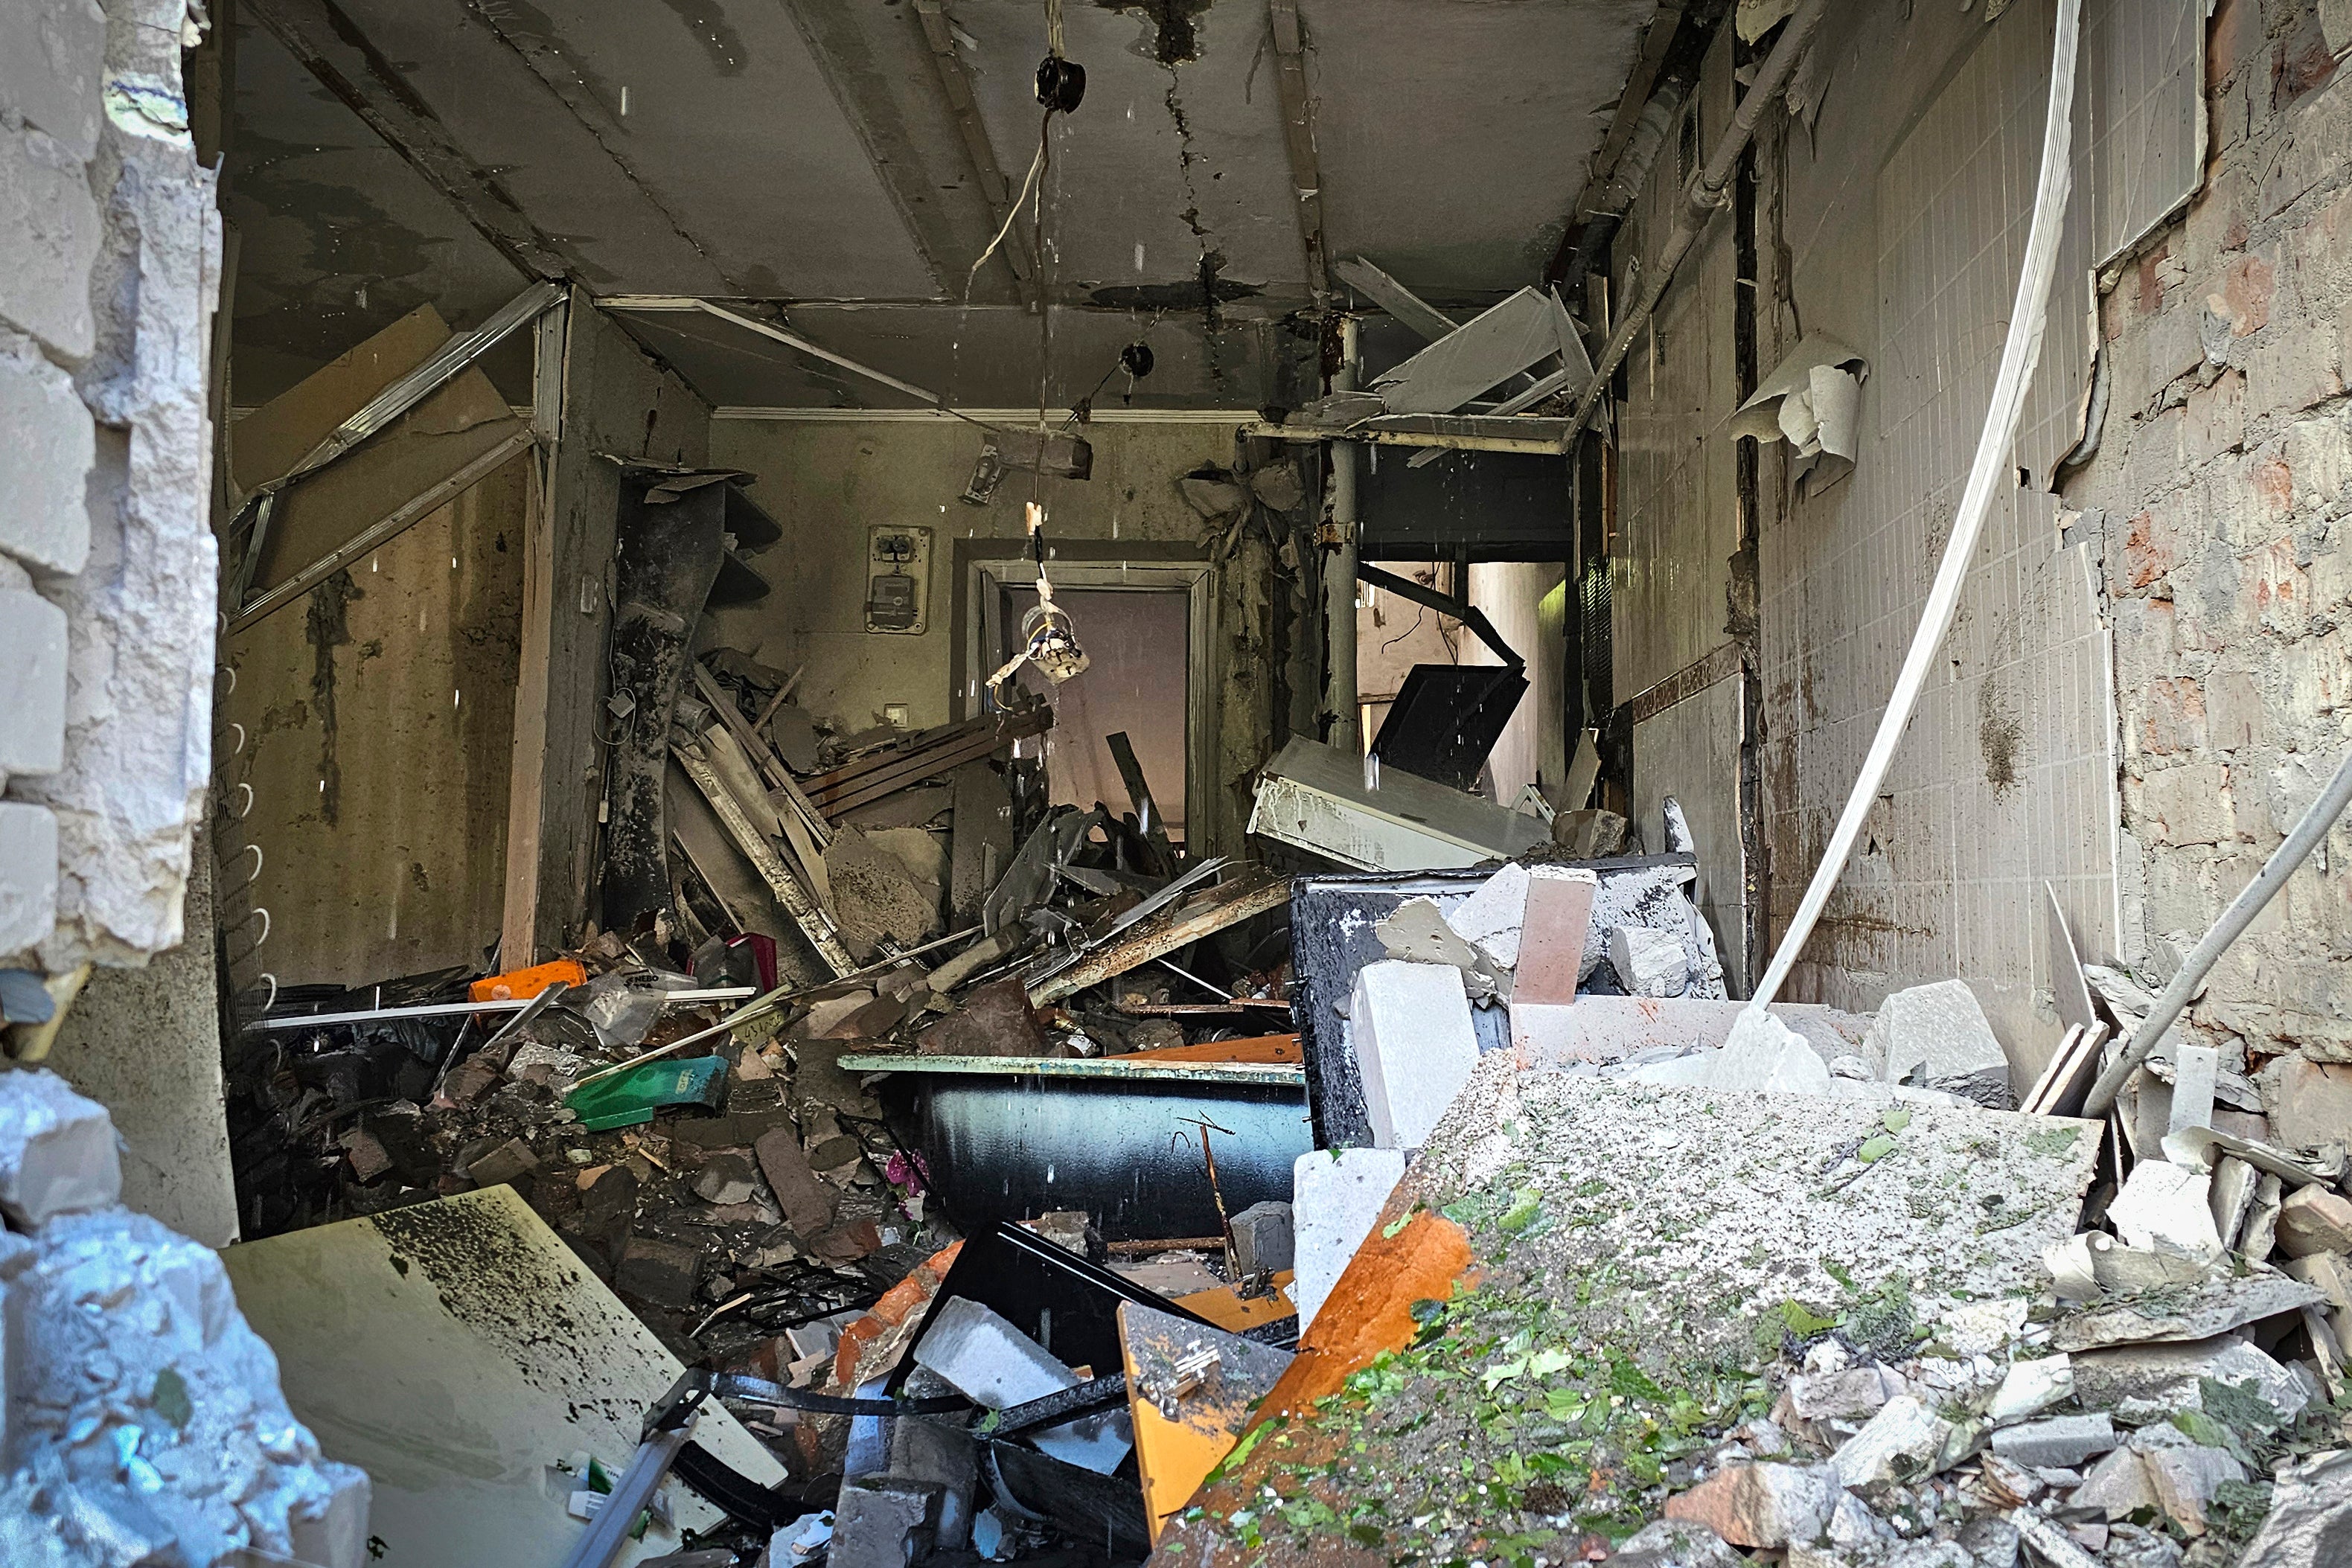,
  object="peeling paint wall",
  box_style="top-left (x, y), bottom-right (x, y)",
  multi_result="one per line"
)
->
top-left (2062, 0), bottom-right (2352, 1093)
top-left (0, 0), bottom-right (223, 973)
